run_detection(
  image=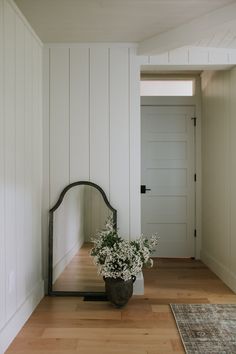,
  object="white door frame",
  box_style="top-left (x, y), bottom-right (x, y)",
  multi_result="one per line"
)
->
top-left (140, 76), bottom-right (202, 259)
